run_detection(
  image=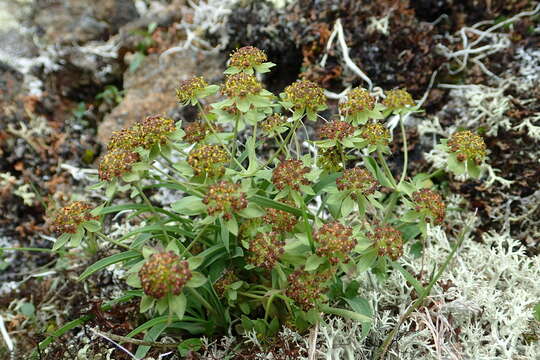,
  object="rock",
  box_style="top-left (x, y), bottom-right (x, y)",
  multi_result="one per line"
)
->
top-left (97, 51), bottom-right (225, 146)
top-left (33, 0), bottom-right (139, 45)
